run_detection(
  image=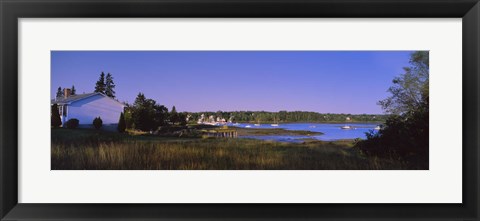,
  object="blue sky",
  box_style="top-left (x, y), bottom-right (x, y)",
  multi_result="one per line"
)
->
top-left (51, 51), bottom-right (413, 114)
